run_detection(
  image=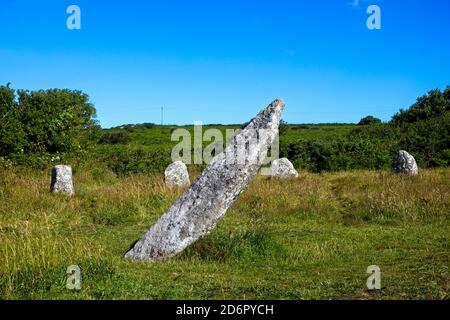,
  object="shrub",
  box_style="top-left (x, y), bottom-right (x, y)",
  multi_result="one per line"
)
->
top-left (358, 115), bottom-right (382, 126)
top-left (397, 111), bottom-right (450, 167)
top-left (281, 138), bottom-right (392, 173)
top-left (0, 84), bottom-right (100, 158)
top-left (392, 87), bottom-right (450, 124)
top-left (279, 119), bottom-right (288, 136)
top-left (100, 131), bottom-right (131, 145)
top-left (96, 146), bottom-right (172, 176)
top-left (0, 84), bottom-right (27, 156)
